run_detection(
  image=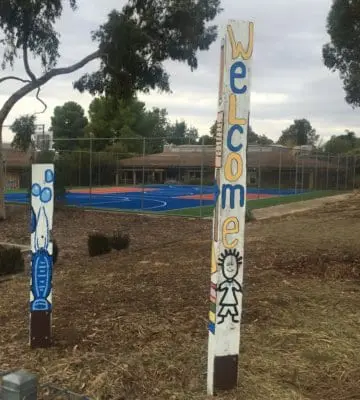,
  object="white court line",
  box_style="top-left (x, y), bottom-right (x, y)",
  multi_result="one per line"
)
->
top-left (80, 196), bottom-right (167, 211)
